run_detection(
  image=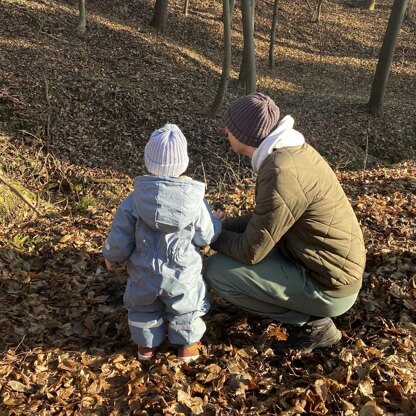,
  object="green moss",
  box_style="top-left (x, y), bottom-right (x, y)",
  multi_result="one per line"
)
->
top-left (76, 196), bottom-right (97, 212)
